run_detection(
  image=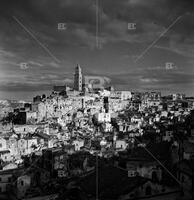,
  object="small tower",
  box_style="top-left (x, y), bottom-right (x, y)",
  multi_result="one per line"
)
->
top-left (74, 64), bottom-right (83, 91)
